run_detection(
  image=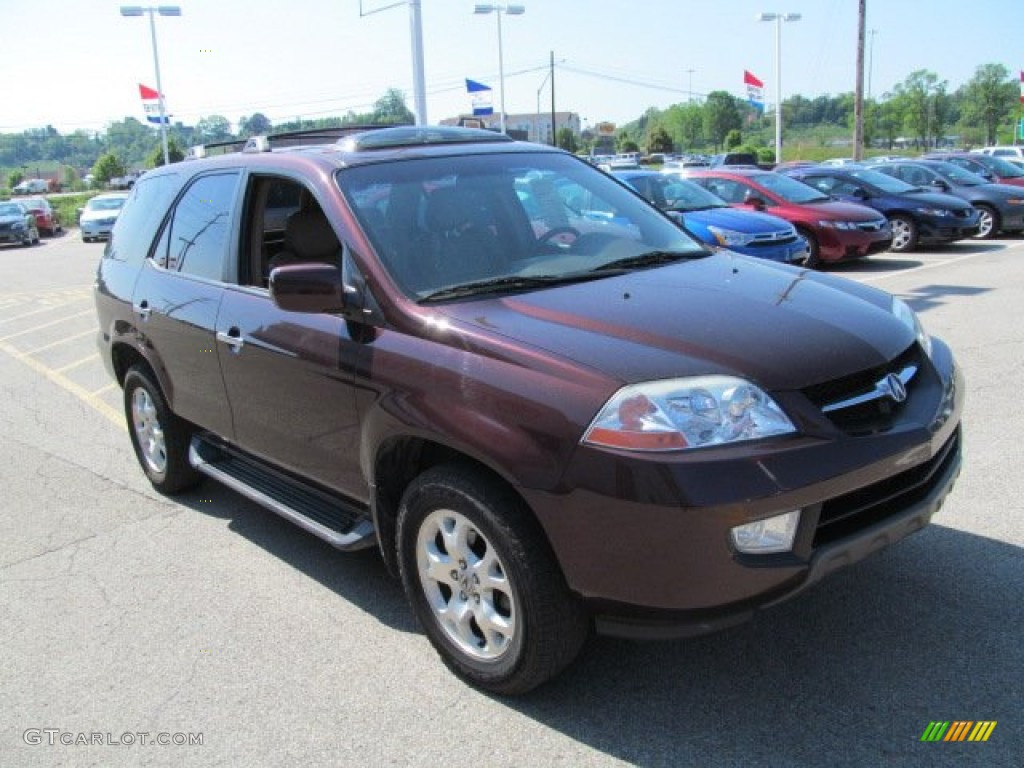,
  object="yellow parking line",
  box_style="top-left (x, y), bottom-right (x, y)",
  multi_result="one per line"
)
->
top-left (55, 354), bottom-right (100, 374)
top-left (0, 309), bottom-right (95, 342)
top-left (0, 339), bottom-right (123, 427)
top-left (91, 382), bottom-right (117, 397)
top-left (0, 298), bottom-right (92, 326)
top-left (23, 328), bottom-right (95, 355)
